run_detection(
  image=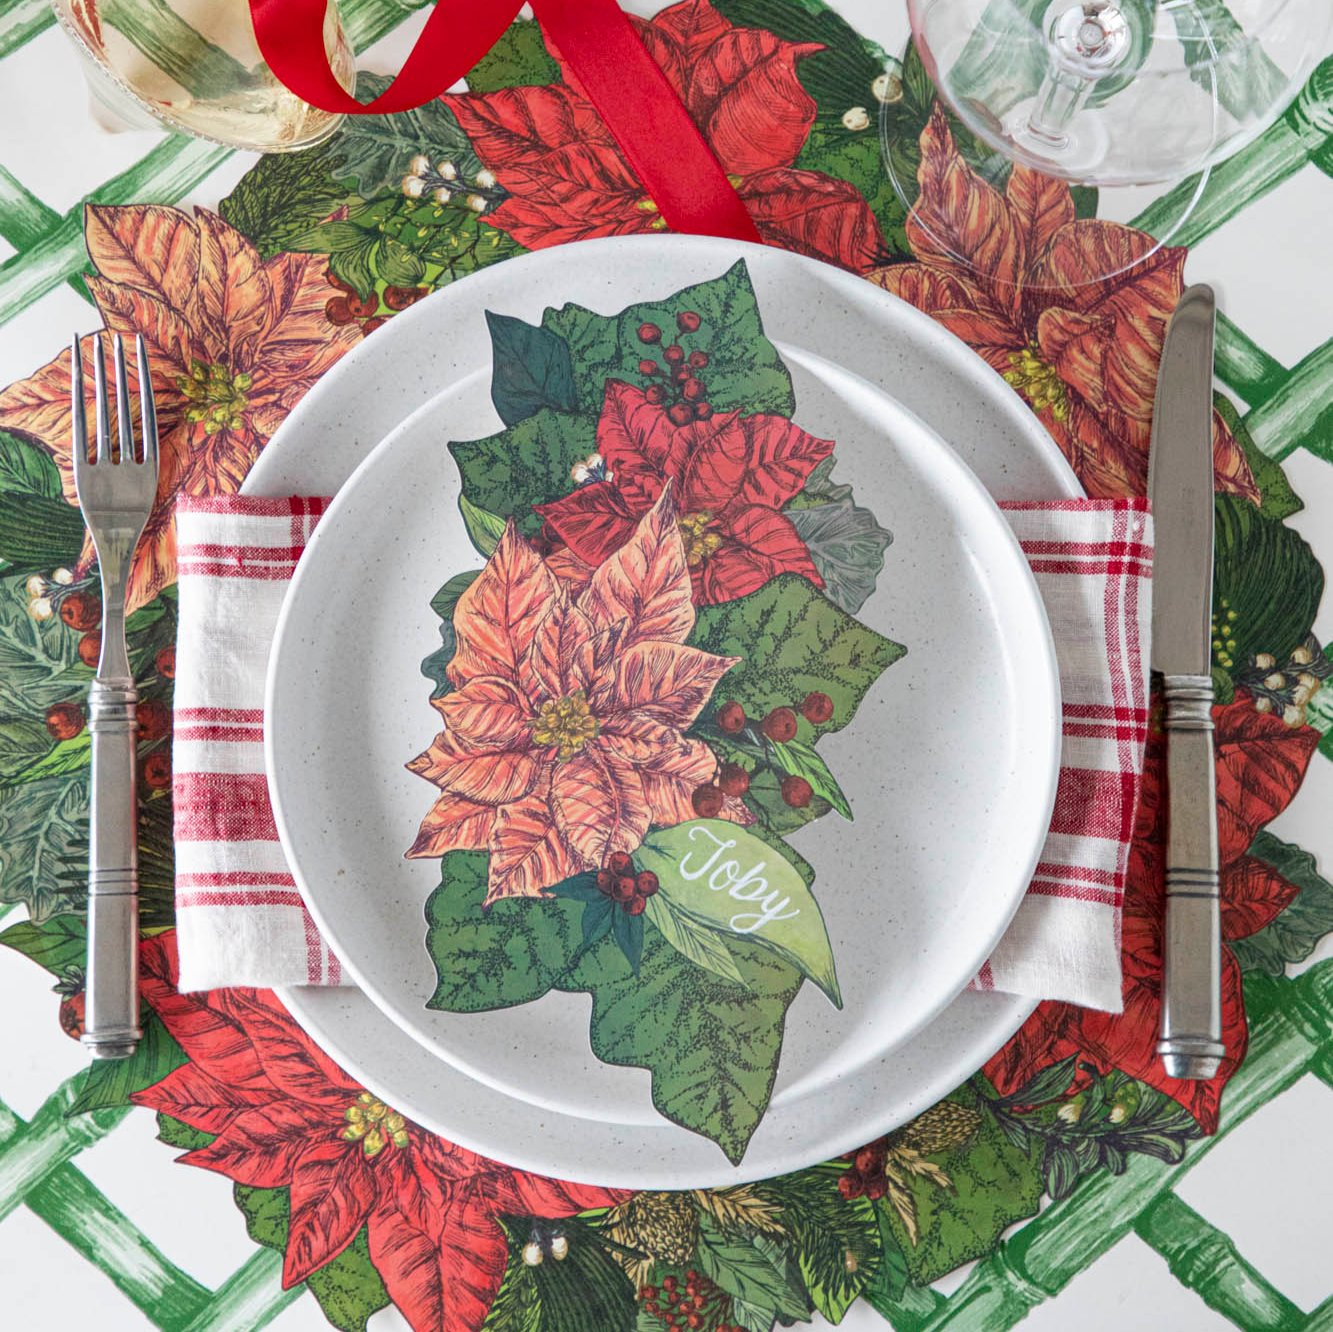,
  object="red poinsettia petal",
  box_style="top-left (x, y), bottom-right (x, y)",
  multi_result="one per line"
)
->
top-left (551, 744), bottom-right (651, 864)
top-left (1215, 698), bottom-right (1320, 862)
top-left (579, 489), bottom-right (696, 648)
top-left (700, 504), bottom-right (823, 604)
top-left (449, 524), bottom-right (561, 688)
top-left (131, 1058), bottom-right (267, 1134)
top-left (283, 1138), bottom-right (382, 1286)
top-left (738, 167), bottom-right (886, 274)
top-left (1035, 307), bottom-right (1113, 414)
top-left (867, 264), bottom-right (1020, 371)
top-left (1005, 165), bottom-right (1075, 264)
top-left (176, 1101), bottom-right (322, 1189)
top-left (536, 481), bottom-right (642, 568)
top-left (486, 1166), bottom-right (629, 1217)
top-left (637, 737), bottom-right (723, 828)
top-left (596, 381), bottom-right (693, 505)
top-left (732, 414), bottom-right (834, 508)
top-left (1222, 854), bottom-right (1303, 940)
